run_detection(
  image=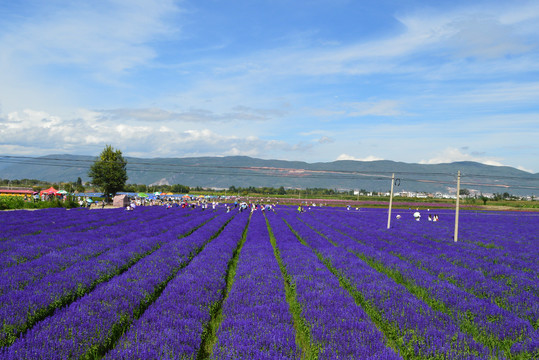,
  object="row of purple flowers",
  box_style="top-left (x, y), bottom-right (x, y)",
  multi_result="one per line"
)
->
top-left (0, 208), bottom-right (184, 296)
top-left (0, 208), bottom-right (96, 239)
top-left (300, 207), bottom-right (538, 358)
top-left (282, 208), bottom-right (491, 359)
top-left (0, 208), bottom-right (217, 348)
top-left (211, 211), bottom-right (300, 359)
top-left (374, 220), bottom-right (539, 327)
top-left (0, 208), bottom-right (151, 269)
top-left (1, 208), bottom-right (233, 359)
top-left (266, 212), bottom-right (401, 359)
top-left (104, 210), bottom-right (249, 359)
top-left (319, 208), bottom-right (538, 331)
top-left (386, 209), bottom-right (538, 281)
